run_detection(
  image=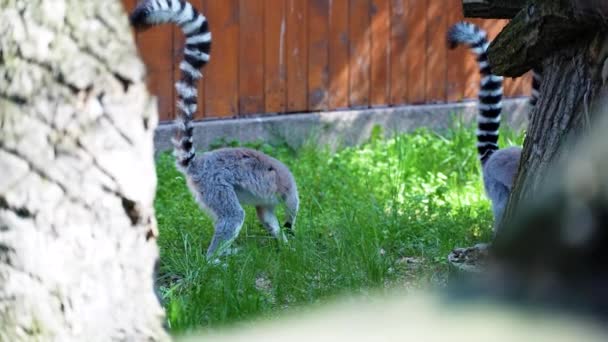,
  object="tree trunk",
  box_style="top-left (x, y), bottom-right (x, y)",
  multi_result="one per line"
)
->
top-left (471, 0), bottom-right (608, 233)
top-left (505, 33), bottom-right (608, 215)
top-left (0, 1), bottom-right (168, 340)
